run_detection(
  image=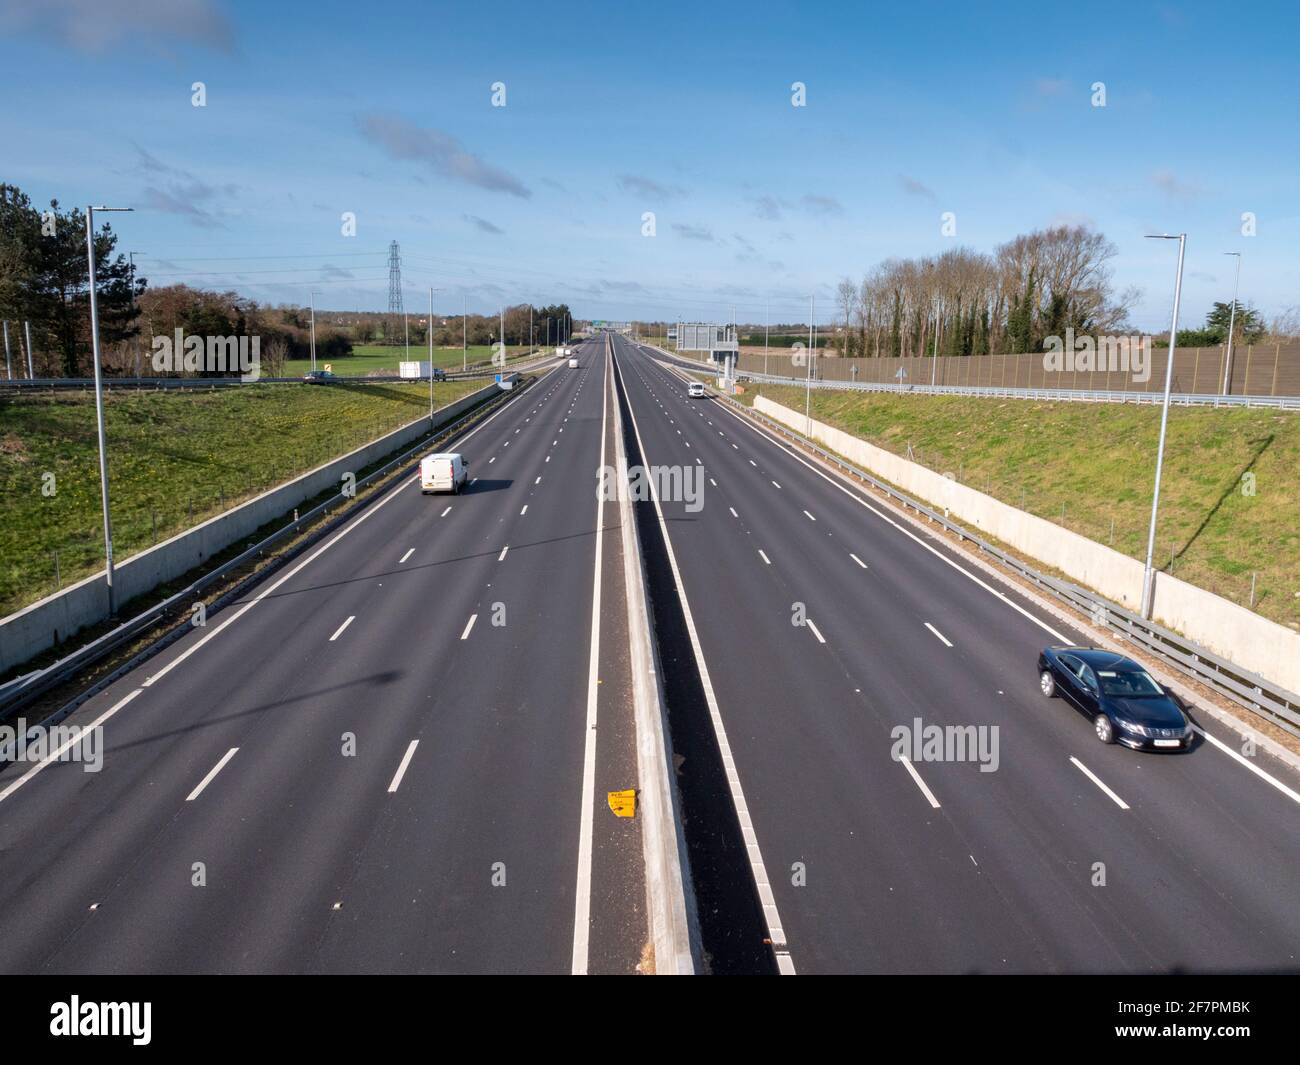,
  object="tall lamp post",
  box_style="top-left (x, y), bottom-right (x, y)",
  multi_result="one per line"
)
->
top-left (428, 286), bottom-right (441, 422)
top-left (1221, 251), bottom-right (1242, 396)
top-left (309, 290), bottom-right (320, 371)
top-left (805, 294), bottom-right (815, 434)
top-left (86, 204), bottom-right (133, 616)
top-left (1140, 233), bottom-right (1187, 620)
